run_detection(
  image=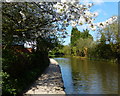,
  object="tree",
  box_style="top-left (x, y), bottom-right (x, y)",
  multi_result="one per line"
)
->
top-left (2, 2), bottom-right (117, 50)
top-left (2, 2), bottom-right (59, 51)
top-left (2, 3), bottom-right (60, 95)
top-left (76, 38), bottom-right (93, 57)
top-left (71, 27), bottom-right (81, 46)
top-left (100, 33), bottom-right (106, 44)
top-left (2, 2), bottom-right (118, 95)
top-left (71, 28), bottom-right (93, 46)
top-left (98, 21), bottom-right (120, 60)
top-left (81, 29), bottom-right (93, 39)
top-left (102, 21), bottom-right (118, 44)
top-left (70, 28), bottom-right (93, 57)
top-left (88, 21), bottom-right (119, 60)
top-left (62, 45), bottom-right (71, 56)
